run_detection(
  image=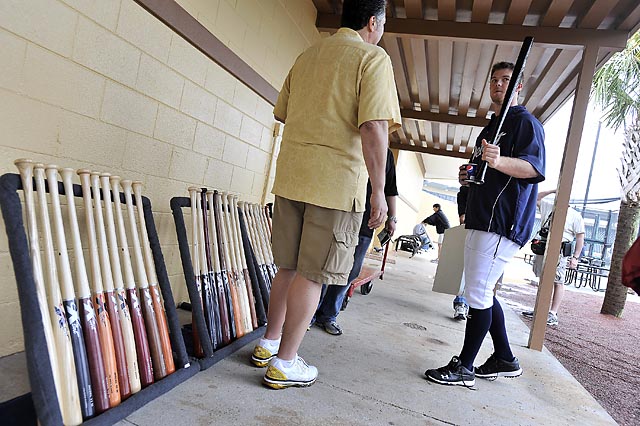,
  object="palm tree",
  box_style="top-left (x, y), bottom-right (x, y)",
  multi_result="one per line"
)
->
top-left (591, 30), bottom-right (640, 317)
